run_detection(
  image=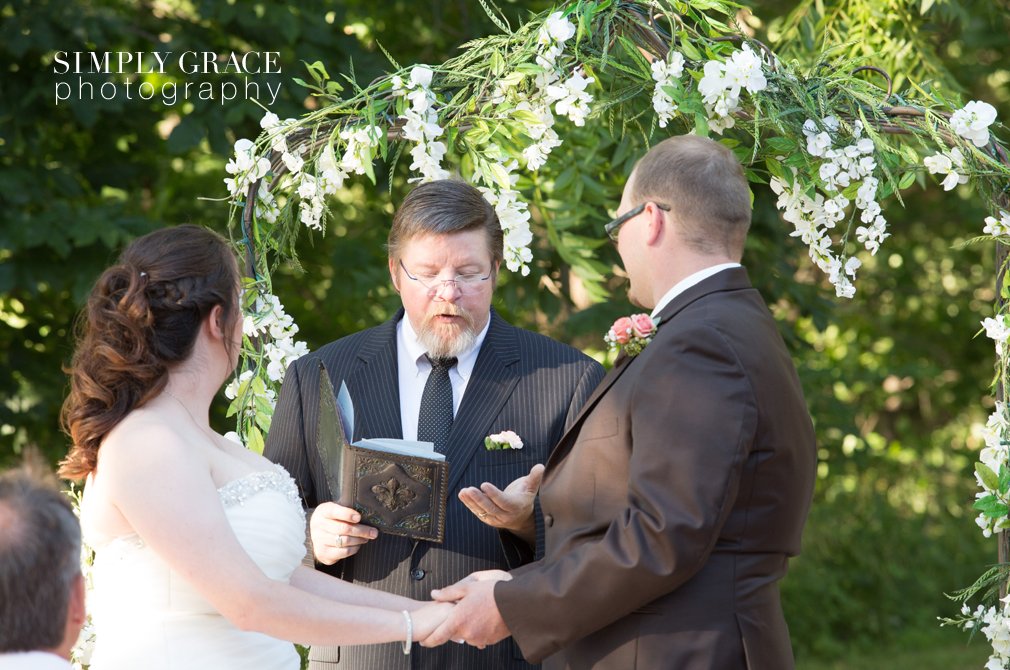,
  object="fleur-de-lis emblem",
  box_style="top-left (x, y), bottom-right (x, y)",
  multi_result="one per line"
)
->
top-left (371, 477), bottom-right (417, 512)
